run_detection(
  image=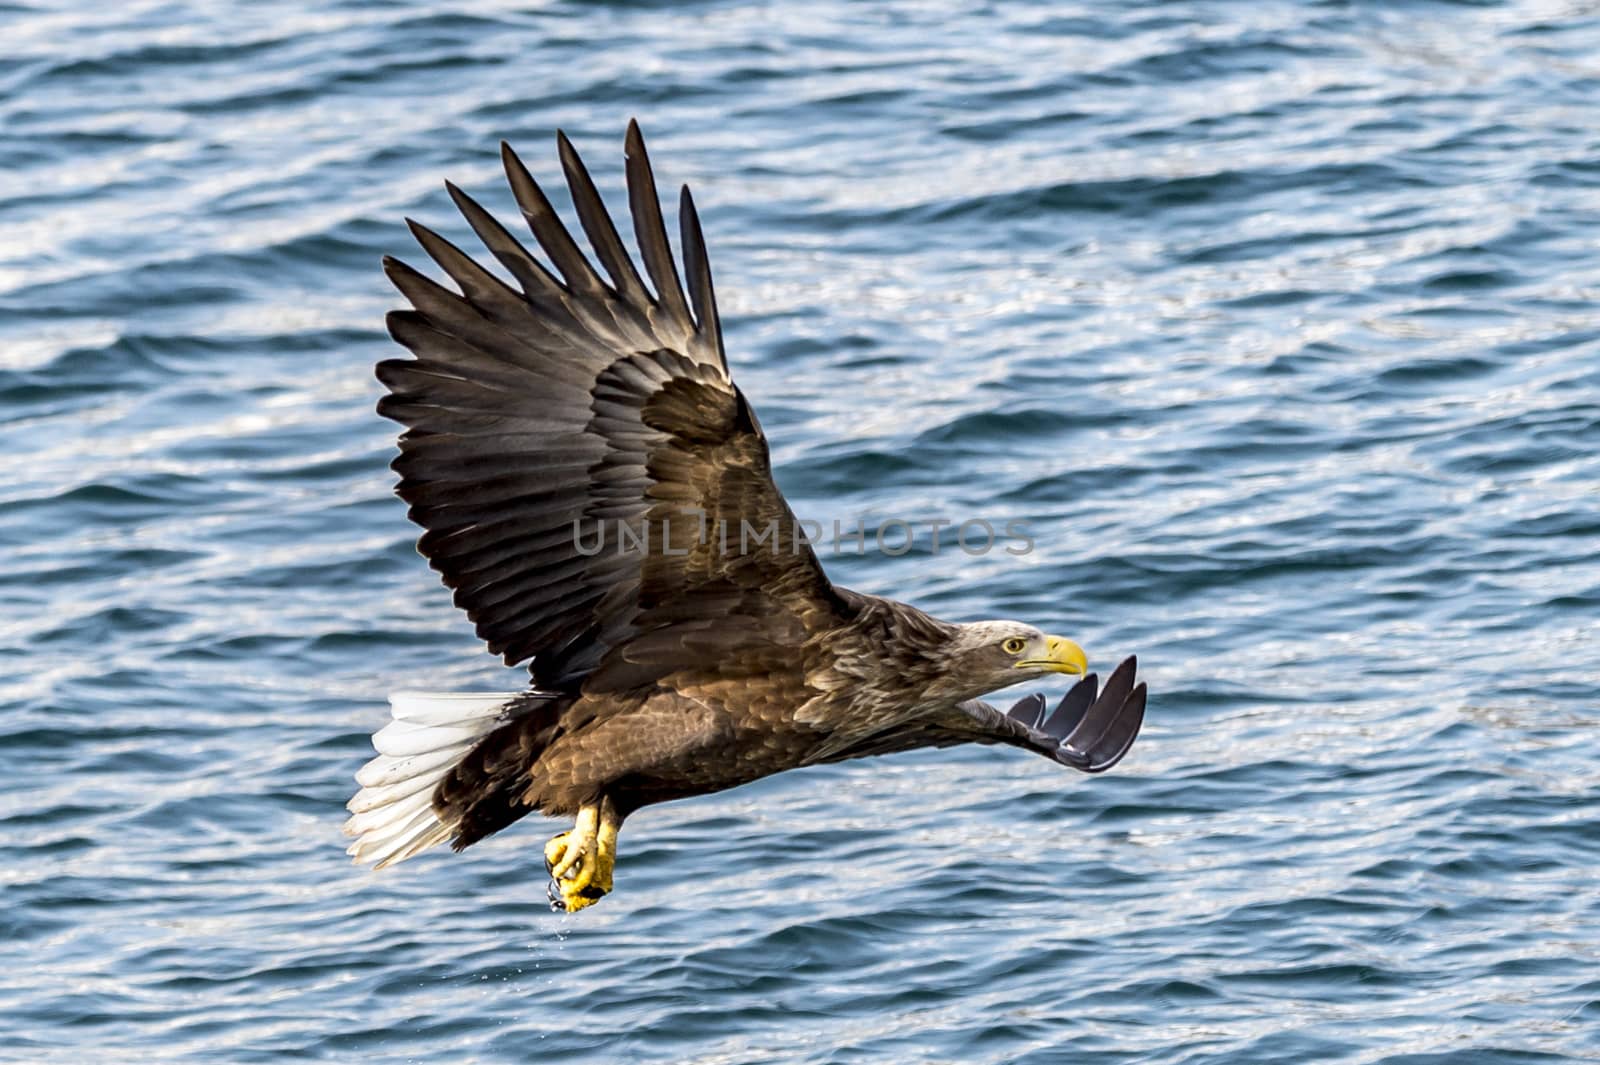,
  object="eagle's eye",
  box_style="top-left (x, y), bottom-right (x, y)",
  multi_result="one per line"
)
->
top-left (1002, 636), bottom-right (1027, 656)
